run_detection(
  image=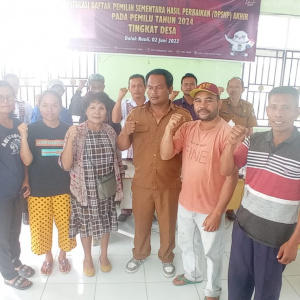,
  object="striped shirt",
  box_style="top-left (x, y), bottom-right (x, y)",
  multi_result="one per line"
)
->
top-left (234, 128), bottom-right (300, 248)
